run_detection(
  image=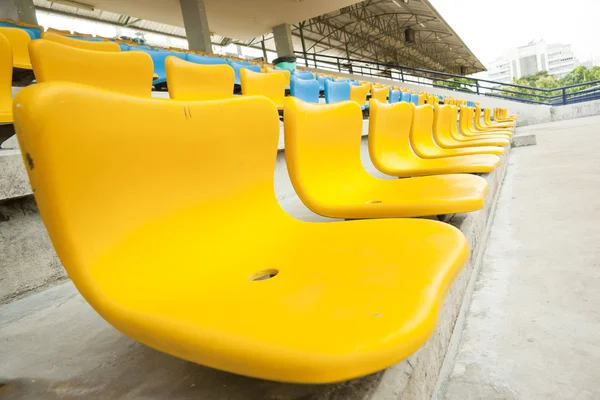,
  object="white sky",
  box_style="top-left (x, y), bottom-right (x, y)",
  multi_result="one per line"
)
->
top-left (429, 0), bottom-right (600, 65)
